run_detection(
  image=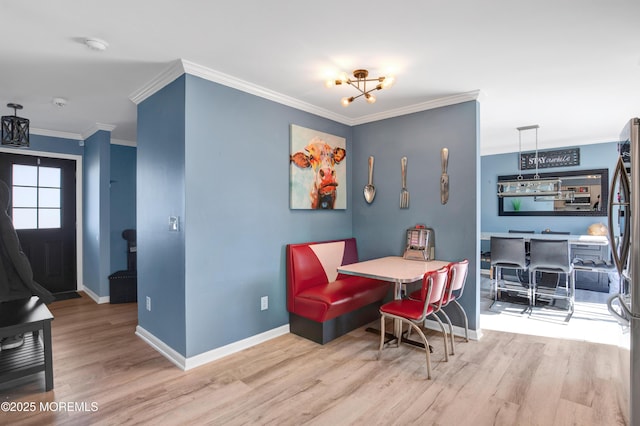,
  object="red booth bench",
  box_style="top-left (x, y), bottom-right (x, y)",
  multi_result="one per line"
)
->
top-left (286, 238), bottom-right (389, 344)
